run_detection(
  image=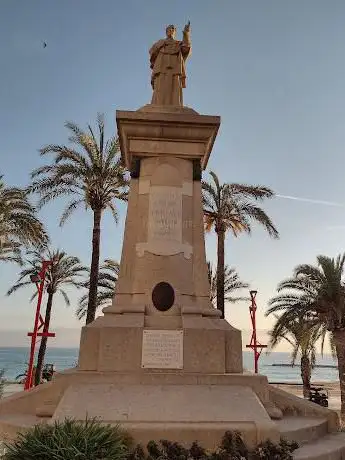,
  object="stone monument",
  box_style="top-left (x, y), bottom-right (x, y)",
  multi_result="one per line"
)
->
top-left (0, 23), bottom-right (340, 456)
